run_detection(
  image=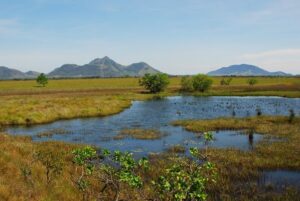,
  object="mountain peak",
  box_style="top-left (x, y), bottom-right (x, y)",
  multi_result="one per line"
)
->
top-left (89, 56), bottom-right (115, 65)
top-left (47, 57), bottom-right (161, 78)
top-left (207, 64), bottom-right (291, 76)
